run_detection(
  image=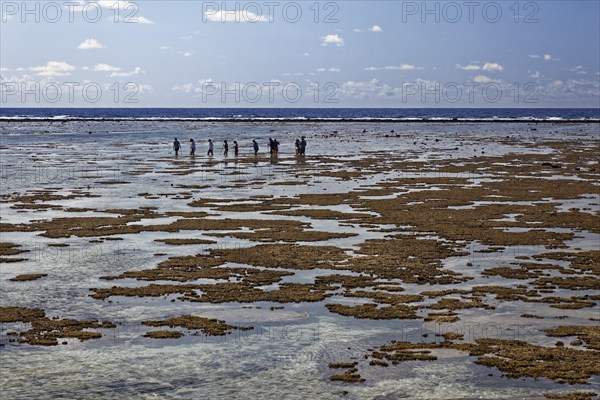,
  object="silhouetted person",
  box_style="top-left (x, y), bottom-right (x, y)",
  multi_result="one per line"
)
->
top-left (253, 140), bottom-right (259, 156)
top-left (173, 138), bottom-right (181, 156)
top-left (189, 139), bottom-right (196, 156)
top-left (300, 136), bottom-right (306, 156)
top-left (207, 139), bottom-right (214, 156)
top-left (223, 140), bottom-right (229, 157)
top-left (268, 138), bottom-right (274, 156)
top-left (234, 141), bottom-right (239, 157)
